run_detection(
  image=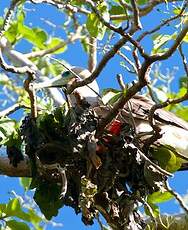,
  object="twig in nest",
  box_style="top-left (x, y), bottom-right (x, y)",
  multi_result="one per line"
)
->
top-left (24, 73), bottom-right (37, 119)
